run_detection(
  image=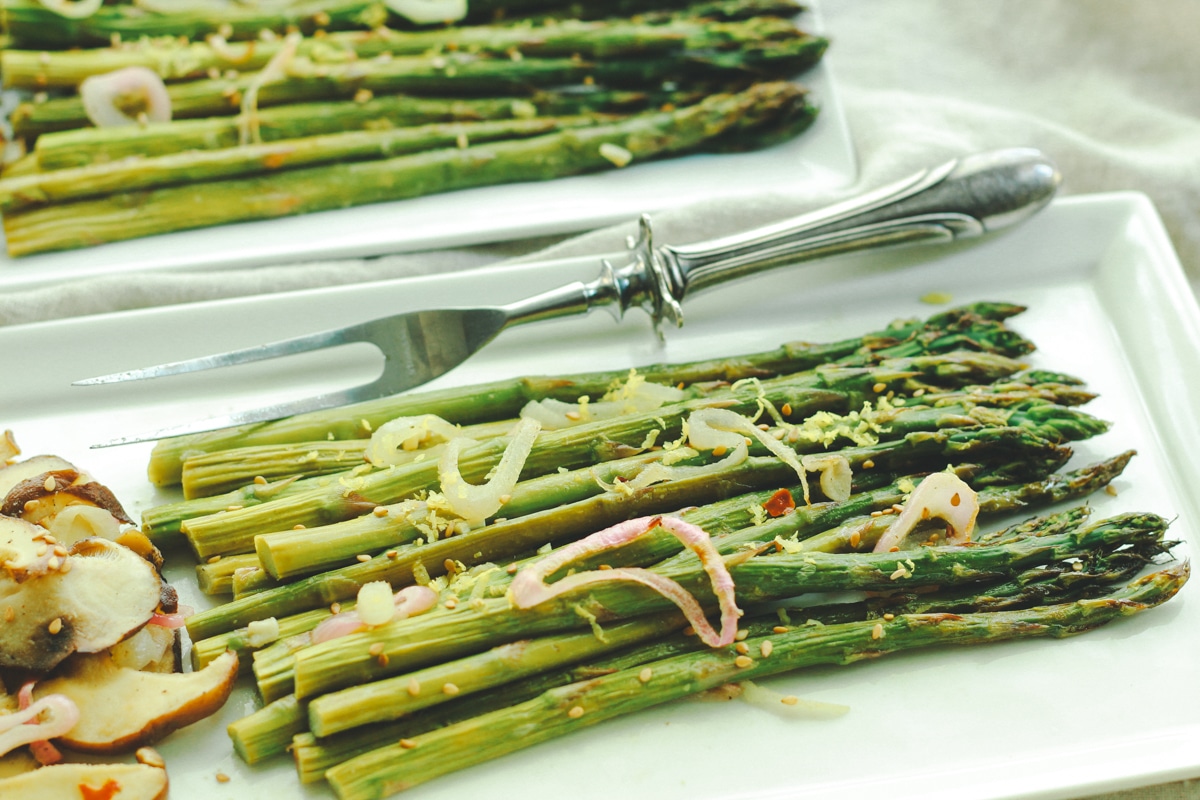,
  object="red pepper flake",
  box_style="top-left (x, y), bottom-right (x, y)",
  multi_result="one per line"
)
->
top-left (79, 779), bottom-right (122, 800)
top-left (763, 488), bottom-right (795, 518)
